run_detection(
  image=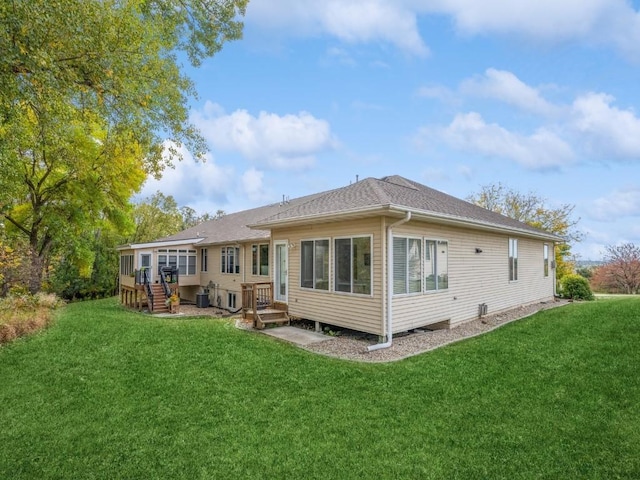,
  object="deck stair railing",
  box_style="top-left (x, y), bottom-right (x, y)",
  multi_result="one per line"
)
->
top-left (241, 282), bottom-right (289, 329)
top-left (141, 268), bottom-right (153, 309)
